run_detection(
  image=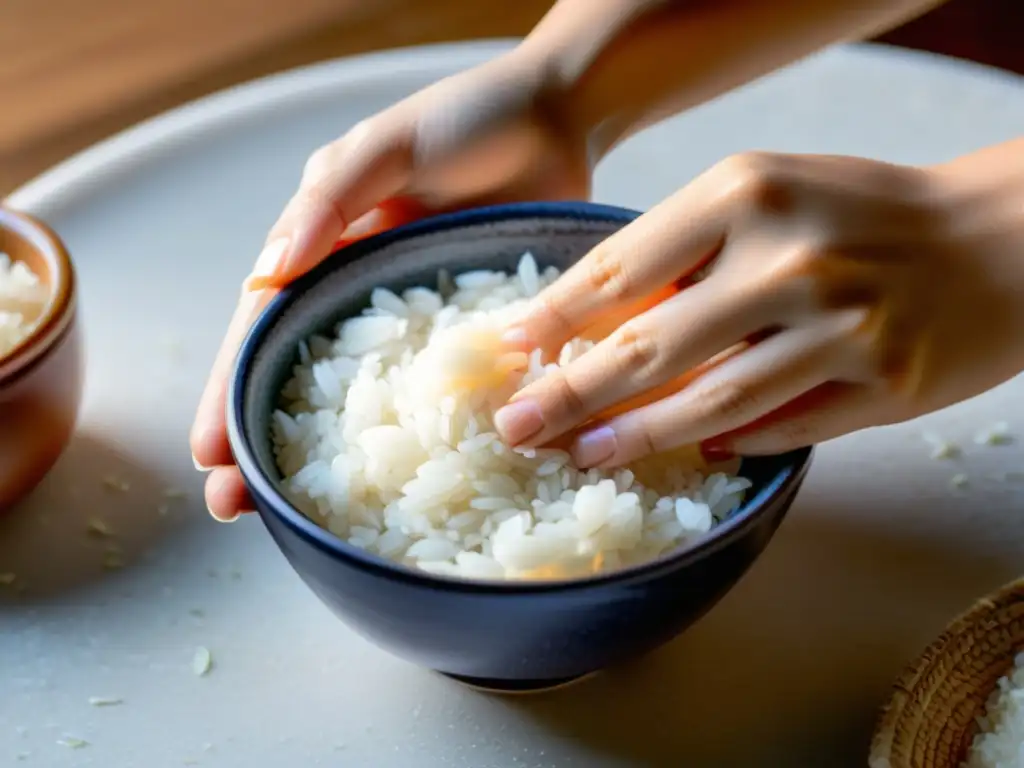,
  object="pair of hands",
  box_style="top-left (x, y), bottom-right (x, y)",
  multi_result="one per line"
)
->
top-left (190, 51), bottom-right (1024, 522)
